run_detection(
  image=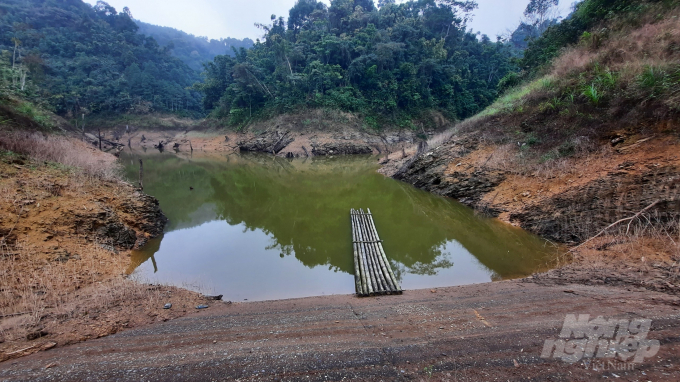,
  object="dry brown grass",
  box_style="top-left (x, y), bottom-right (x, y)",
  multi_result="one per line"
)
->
top-left (551, 5), bottom-right (680, 78)
top-left (0, 228), bottom-right (202, 358)
top-left (480, 139), bottom-right (610, 181)
top-left (0, 235), bottom-right (199, 359)
top-left (532, 219), bottom-right (680, 295)
top-left (573, 217), bottom-right (680, 283)
top-left (0, 238), bottom-right (171, 354)
top-left (0, 132), bottom-right (120, 180)
top-left (426, 128), bottom-right (457, 149)
top-left (0, 241), bottom-right (144, 331)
